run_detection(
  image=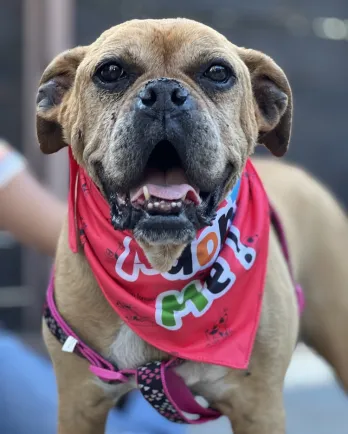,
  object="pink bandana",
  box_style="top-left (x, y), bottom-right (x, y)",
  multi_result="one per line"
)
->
top-left (68, 149), bottom-right (270, 370)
